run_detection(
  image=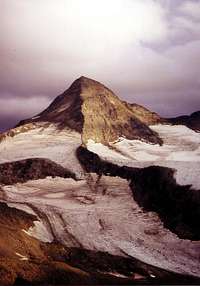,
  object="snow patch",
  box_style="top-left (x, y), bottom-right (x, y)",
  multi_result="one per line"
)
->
top-left (100, 271), bottom-right (128, 278)
top-left (15, 252), bottom-right (28, 261)
top-left (44, 192), bottom-right (66, 199)
top-left (87, 125), bottom-right (200, 189)
top-left (25, 220), bottom-right (53, 243)
top-left (87, 139), bottom-right (128, 162)
top-left (31, 116), bottom-right (40, 120)
top-left (0, 124), bottom-right (82, 174)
